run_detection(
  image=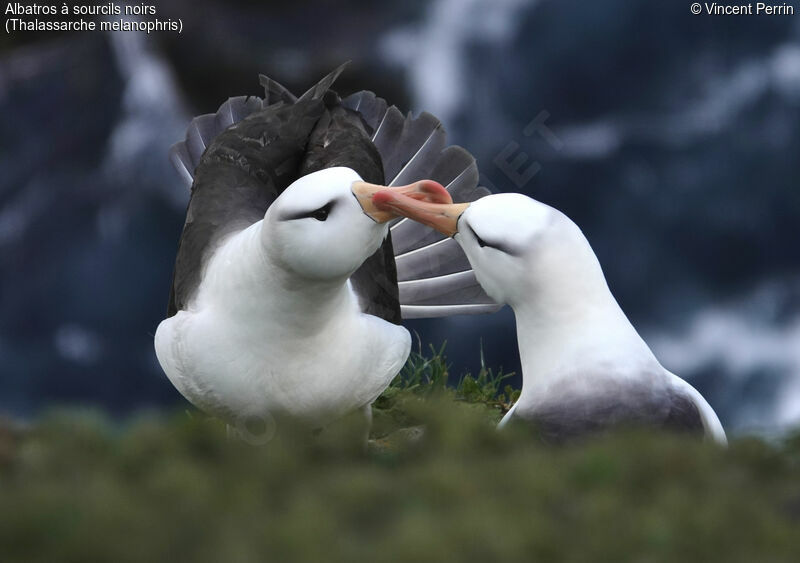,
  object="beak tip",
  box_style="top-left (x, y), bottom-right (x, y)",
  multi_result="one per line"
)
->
top-left (371, 190), bottom-right (395, 210)
top-left (417, 180), bottom-right (451, 204)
